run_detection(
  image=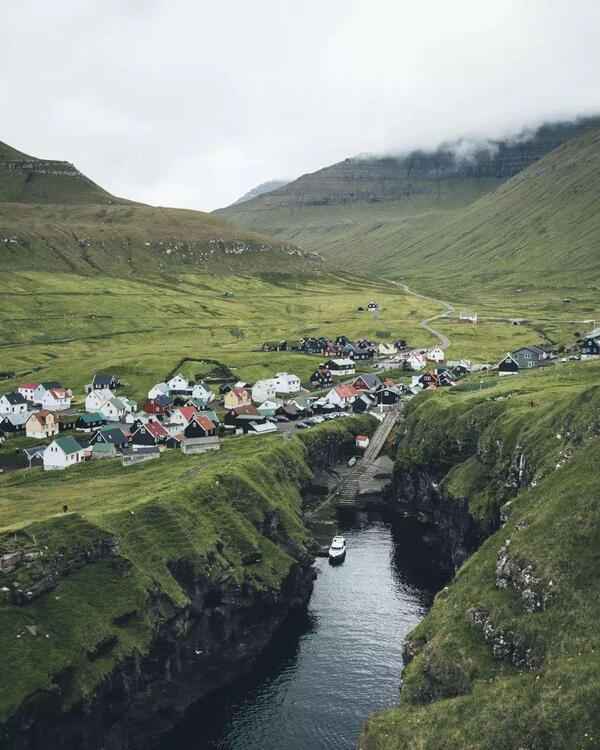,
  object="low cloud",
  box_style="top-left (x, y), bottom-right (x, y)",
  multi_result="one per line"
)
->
top-left (2, 1), bottom-right (600, 210)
